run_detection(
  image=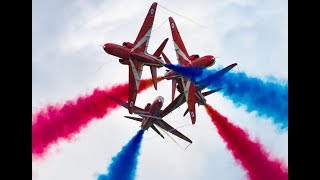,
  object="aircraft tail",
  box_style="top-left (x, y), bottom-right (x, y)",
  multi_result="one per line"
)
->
top-left (151, 125), bottom-right (165, 139)
top-left (153, 38), bottom-right (169, 57)
top-left (155, 120), bottom-right (193, 144)
top-left (150, 38), bottom-right (169, 90)
top-left (162, 52), bottom-right (176, 101)
top-left (161, 52), bottom-right (172, 64)
top-left (182, 88), bottom-right (223, 116)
